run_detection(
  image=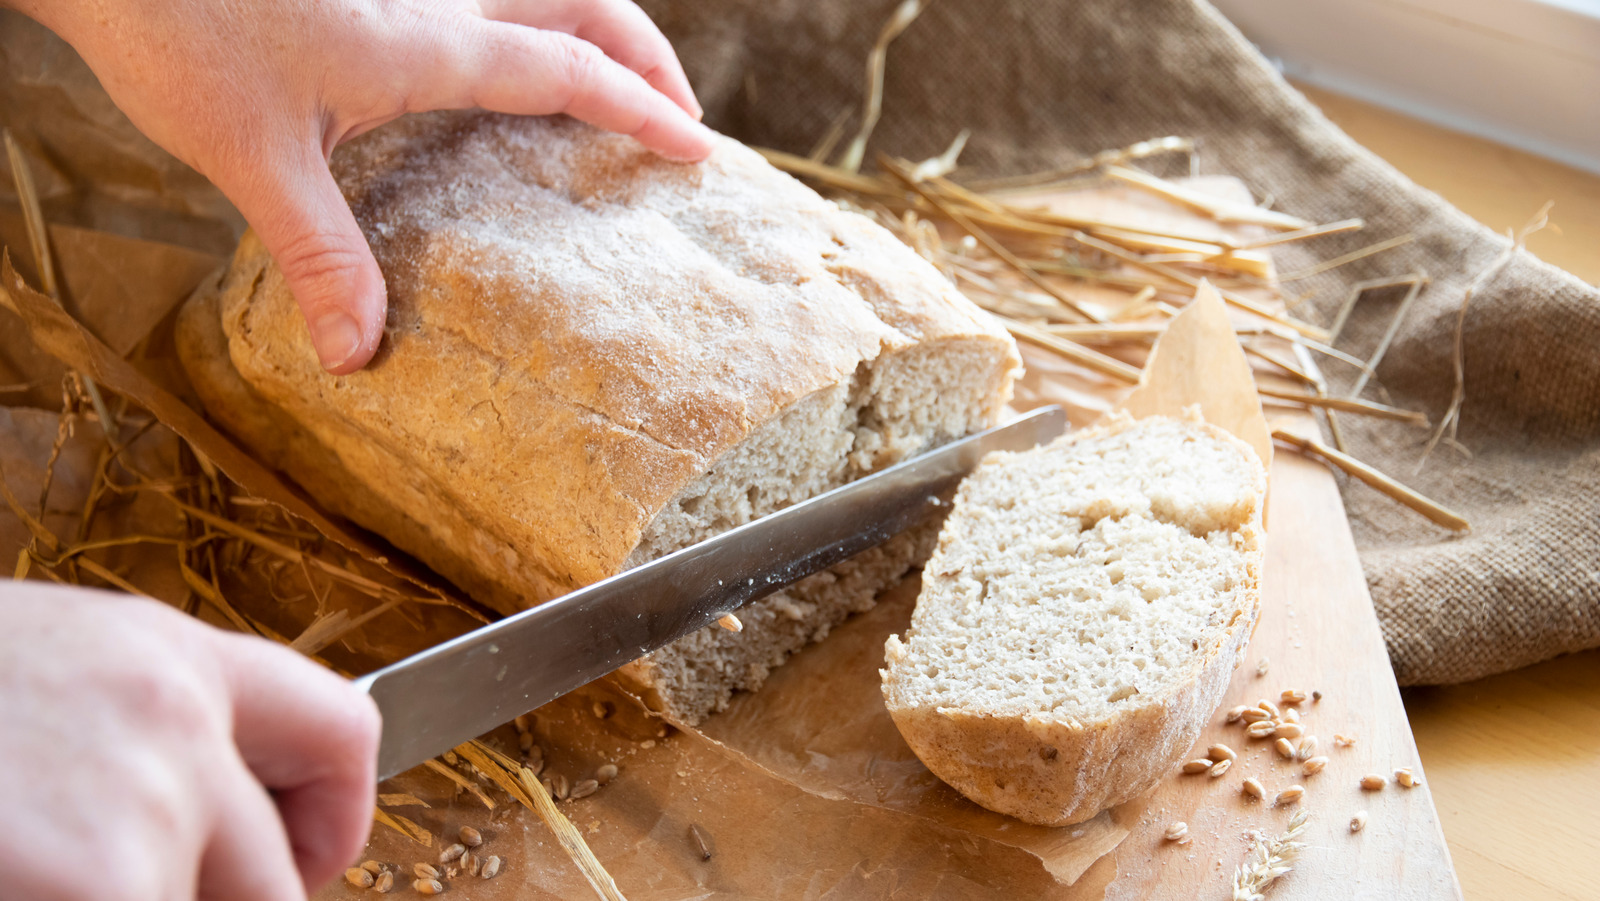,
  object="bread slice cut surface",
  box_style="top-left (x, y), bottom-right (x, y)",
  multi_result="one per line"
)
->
top-left (882, 413), bottom-right (1265, 825)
